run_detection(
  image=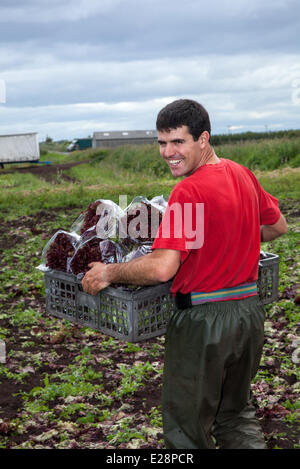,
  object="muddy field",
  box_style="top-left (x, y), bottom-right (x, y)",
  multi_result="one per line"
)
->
top-left (0, 183), bottom-right (299, 449)
top-left (0, 160), bottom-right (87, 184)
